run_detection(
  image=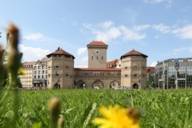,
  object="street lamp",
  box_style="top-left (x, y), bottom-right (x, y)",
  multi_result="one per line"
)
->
top-left (174, 60), bottom-right (180, 89)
